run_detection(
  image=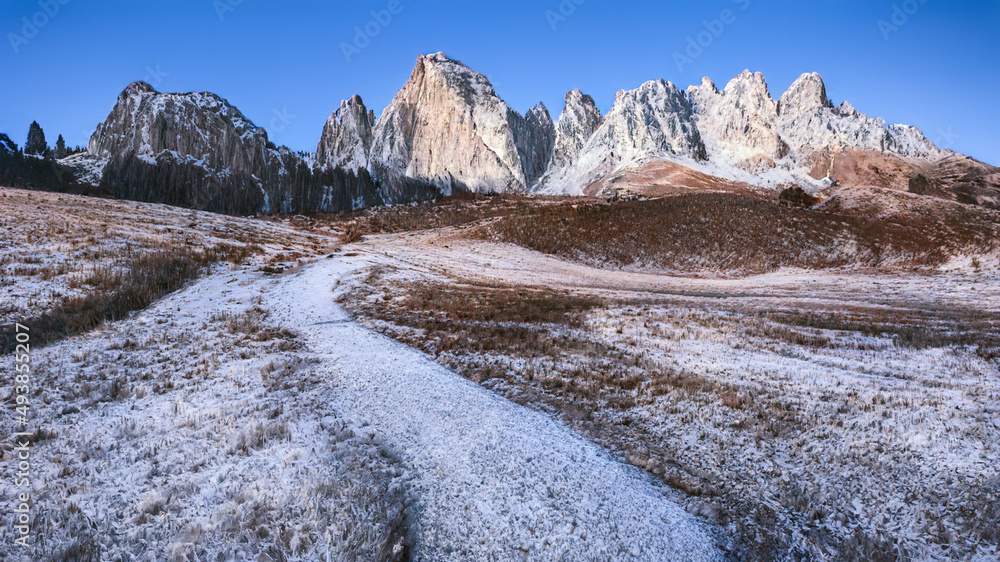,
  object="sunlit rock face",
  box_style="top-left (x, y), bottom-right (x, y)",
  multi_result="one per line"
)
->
top-left (317, 95), bottom-right (376, 172)
top-left (369, 52), bottom-right (551, 196)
